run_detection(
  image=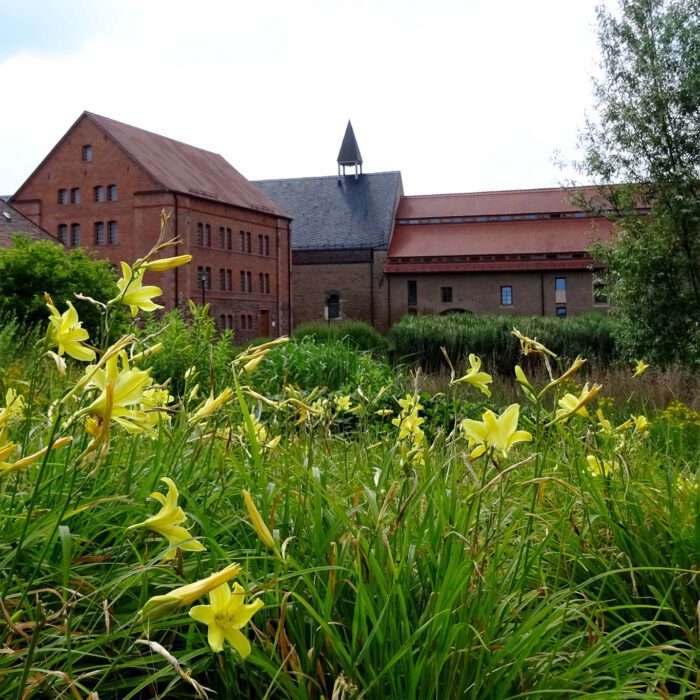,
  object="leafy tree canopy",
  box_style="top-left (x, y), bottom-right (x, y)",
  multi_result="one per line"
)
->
top-left (580, 0), bottom-right (700, 366)
top-left (0, 236), bottom-right (121, 339)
